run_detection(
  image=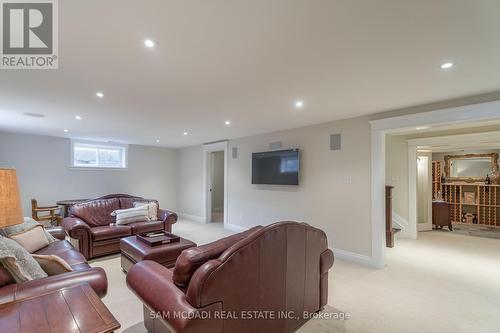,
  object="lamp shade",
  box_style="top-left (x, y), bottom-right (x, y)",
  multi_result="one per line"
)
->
top-left (0, 168), bottom-right (23, 228)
